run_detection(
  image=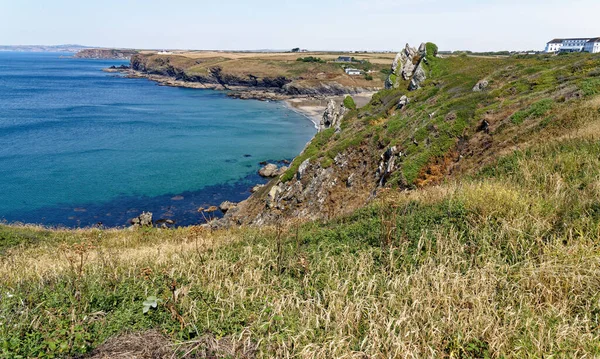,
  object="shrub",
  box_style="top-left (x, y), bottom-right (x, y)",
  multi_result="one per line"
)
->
top-left (343, 95), bottom-right (357, 110)
top-left (296, 56), bottom-right (325, 63)
top-left (364, 74), bottom-right (374, 81)
top-left (511, 98), bottom-right (554, 124)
